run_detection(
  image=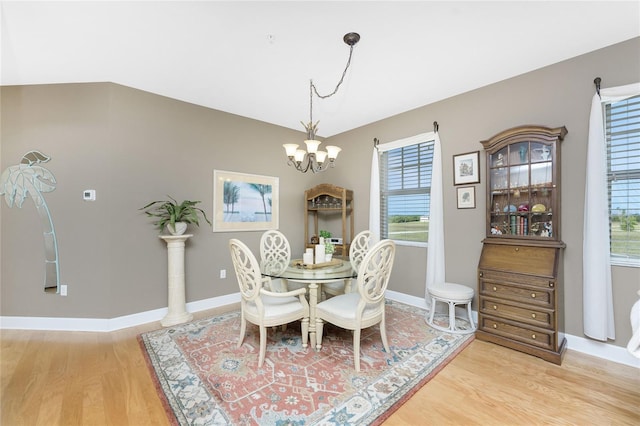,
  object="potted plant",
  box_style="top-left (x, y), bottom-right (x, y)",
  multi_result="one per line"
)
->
top-left (325, 241), bottom-right (335, 261)
top-left (319, 230), bottom-right (332, 240)
top-left (140, 196), bottom-right (211, 235)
